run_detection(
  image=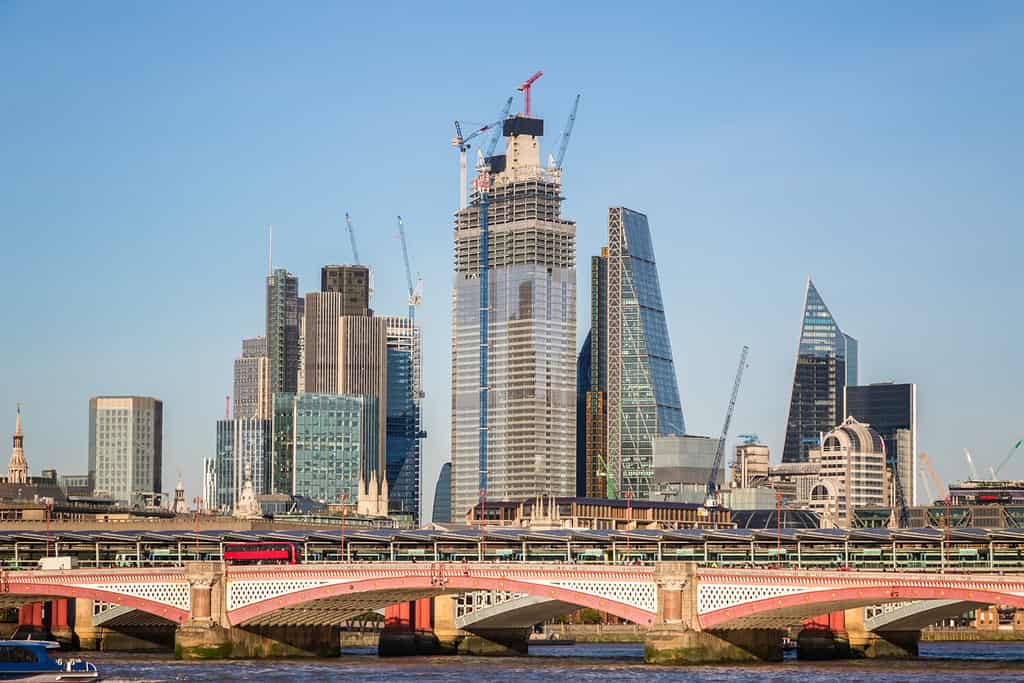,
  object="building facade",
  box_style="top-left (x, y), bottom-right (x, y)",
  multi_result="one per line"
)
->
top-left (805, 417), bottom-right (887, 527)
top-left (214, 419), bottom-right (234, 510)
top-left (451, 113), bottom-right (577, 518)
top-left (603, 208), bottom-right (685, 499)
top-left (88, 396), bottom-right (163, 506)
top-left (651, 435), bottom-right (721, 504)
top-left (782, 278), bottom-right (858, 463)
top-left (266, 268), bottom-right (300, 396)
top-left (292, 393), bottom-right (376, 505)
top-left (231, 418), bottom-right (271, 505)
top-left (338, 315), bottom-right (389, 516)
top-left (578, 250), bottom-right (609, 498)
top-left (845, 382), bottom-right (917, 506)
top-left (382, 316), bottom-right (423, 524)
top-left (731, 440), bottom-right (770, 489)
top-left (321, 264), bottom-right (371, 314)
top-left (233, 336), bottom-right (269, 420)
